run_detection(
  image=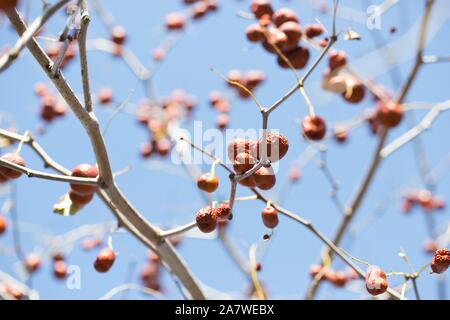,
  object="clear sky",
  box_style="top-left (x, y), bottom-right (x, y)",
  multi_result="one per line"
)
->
top-left (0, 0), bottom-right (450, 300)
